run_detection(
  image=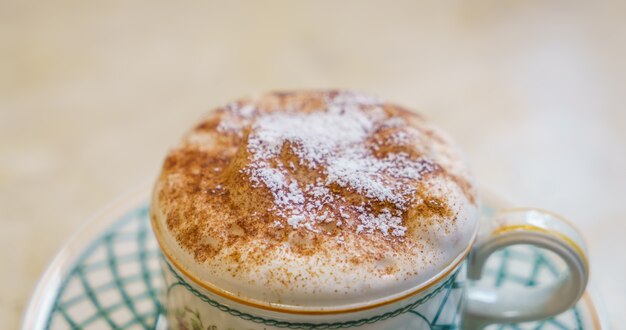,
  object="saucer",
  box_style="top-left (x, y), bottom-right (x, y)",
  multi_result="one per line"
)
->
top-left (22, 188), bottom-right (607, 329)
